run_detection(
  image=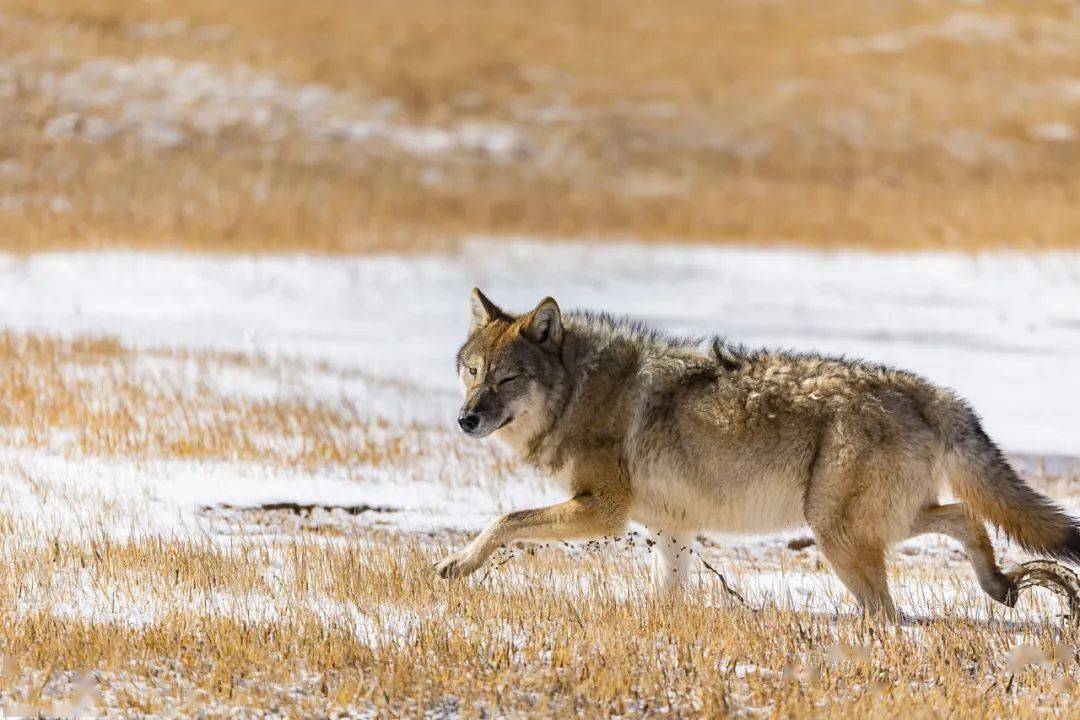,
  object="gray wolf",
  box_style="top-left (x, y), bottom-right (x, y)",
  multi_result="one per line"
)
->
top-left (435, 289), bottom-right (1080, 620)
